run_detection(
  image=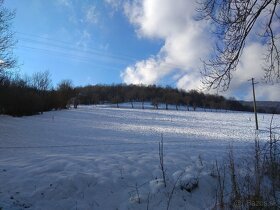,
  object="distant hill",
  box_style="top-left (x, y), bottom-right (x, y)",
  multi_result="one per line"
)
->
top-left (240, 101), bottom-right (280, 114)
